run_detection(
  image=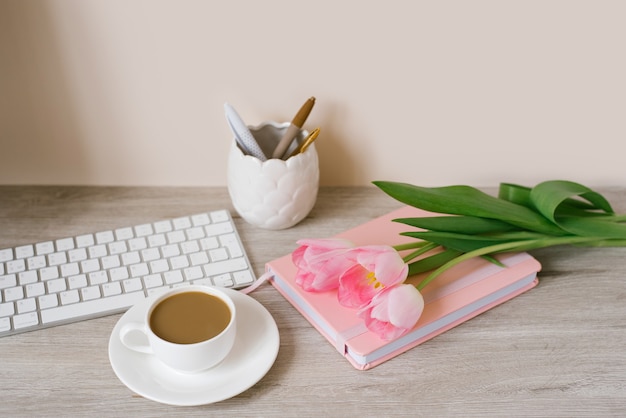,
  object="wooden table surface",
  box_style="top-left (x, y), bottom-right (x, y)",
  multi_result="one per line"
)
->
top-left (1, 185), bottom-right (625, 417)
